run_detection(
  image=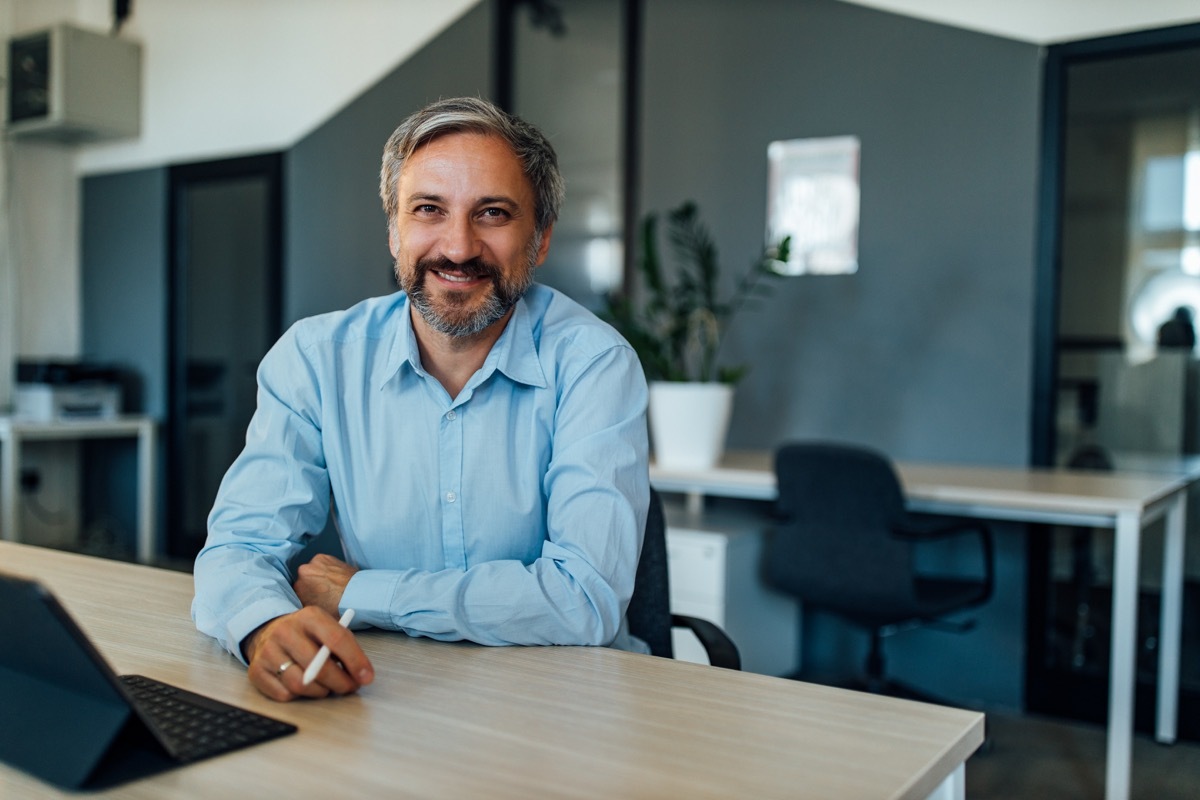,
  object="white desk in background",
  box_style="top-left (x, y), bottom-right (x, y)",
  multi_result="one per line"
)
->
top-left (0, 541), bottom-right (984, 800)
top-left (651, 450), bottom-right (1193, 800)
top-left (0, 416), bottom-right (157, 564)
